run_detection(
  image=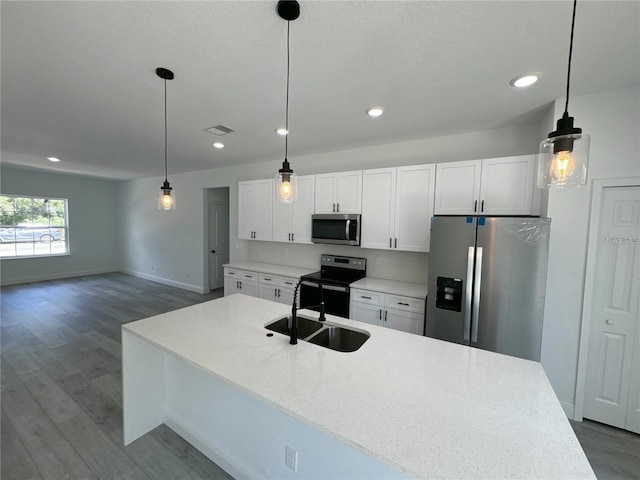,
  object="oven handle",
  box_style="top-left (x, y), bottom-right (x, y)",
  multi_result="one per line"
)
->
top-left (301, 281), bottom-right (348, 293)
